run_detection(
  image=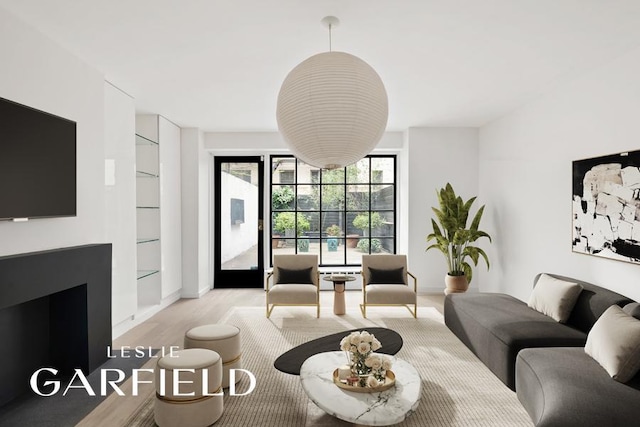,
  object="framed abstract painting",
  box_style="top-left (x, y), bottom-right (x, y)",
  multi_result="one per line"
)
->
top-left (572, 149), bottom-right (640, 263)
